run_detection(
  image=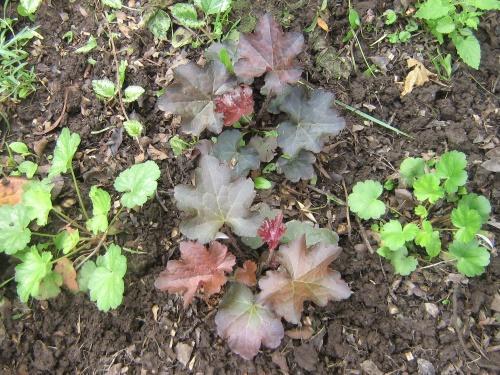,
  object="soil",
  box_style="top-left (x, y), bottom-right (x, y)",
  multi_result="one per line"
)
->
top-left (1, 0), bottom-right (499, 374)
